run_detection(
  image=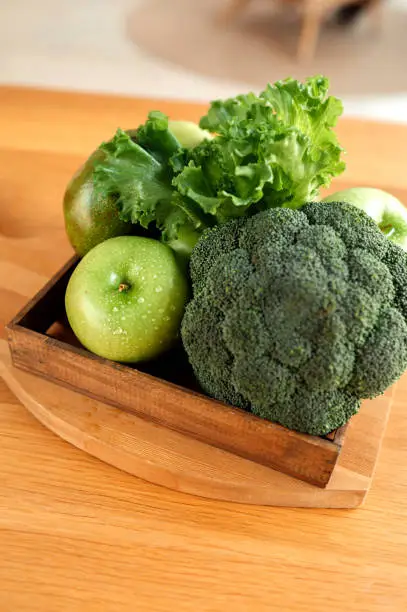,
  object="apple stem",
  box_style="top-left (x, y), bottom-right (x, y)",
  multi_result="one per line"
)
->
top-left (118, 283), bottom-right (130, 292)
